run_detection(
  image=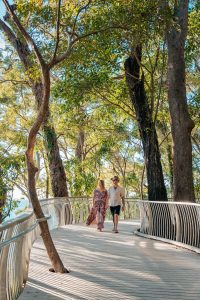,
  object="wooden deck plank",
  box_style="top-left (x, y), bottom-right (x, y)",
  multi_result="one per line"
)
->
top-left (18, 221), bottom-right (200, 300)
